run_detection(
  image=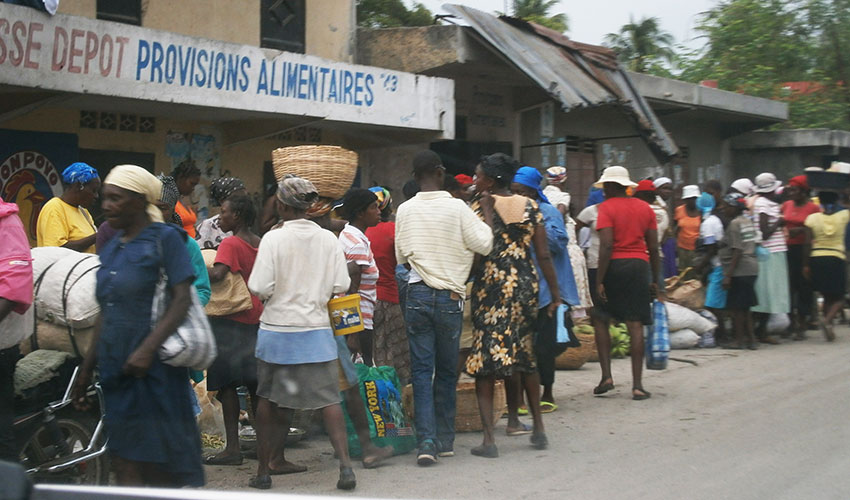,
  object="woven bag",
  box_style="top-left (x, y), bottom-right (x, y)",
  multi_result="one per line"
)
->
top-left (272, 145), bottom-right (358, 200)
